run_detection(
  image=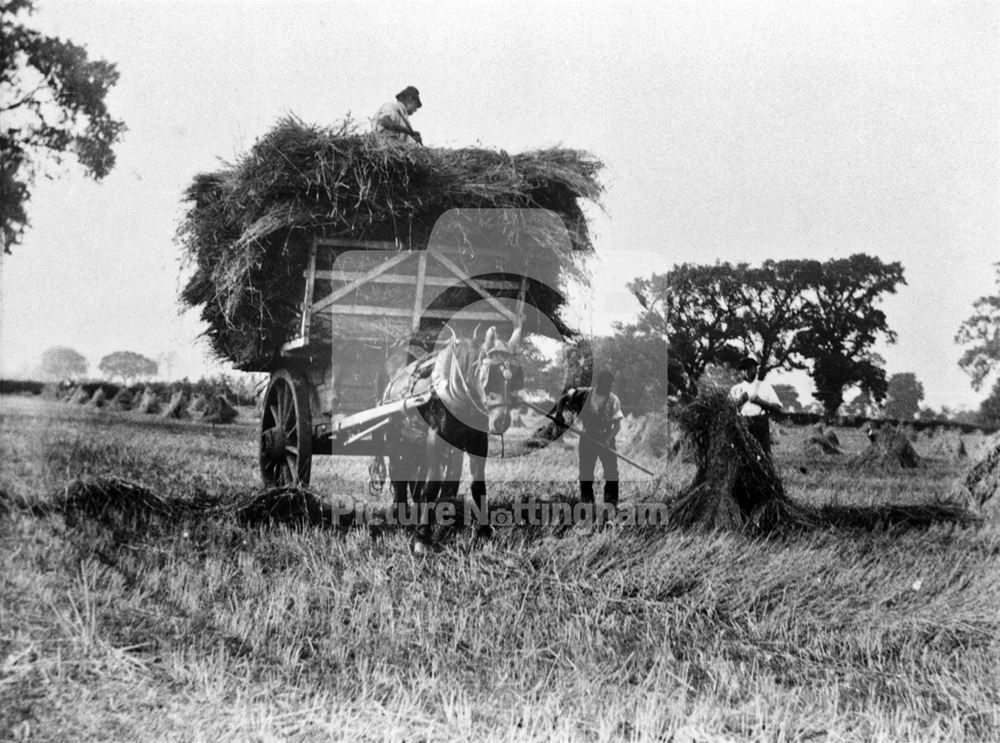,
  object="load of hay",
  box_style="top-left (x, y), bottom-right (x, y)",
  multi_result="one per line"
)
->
top-left (668, 390), bottom-right (813, 531)
top-left (135, 387), bottom-right (161, 414)
top-left (177, 116), bottom-right (603, 369)
top-left (201, 395), bottom-right (238, 424)
top-left (851, 425), bottom-right (923, 469)
top-left (160, 391), bottom-right (190, 419)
